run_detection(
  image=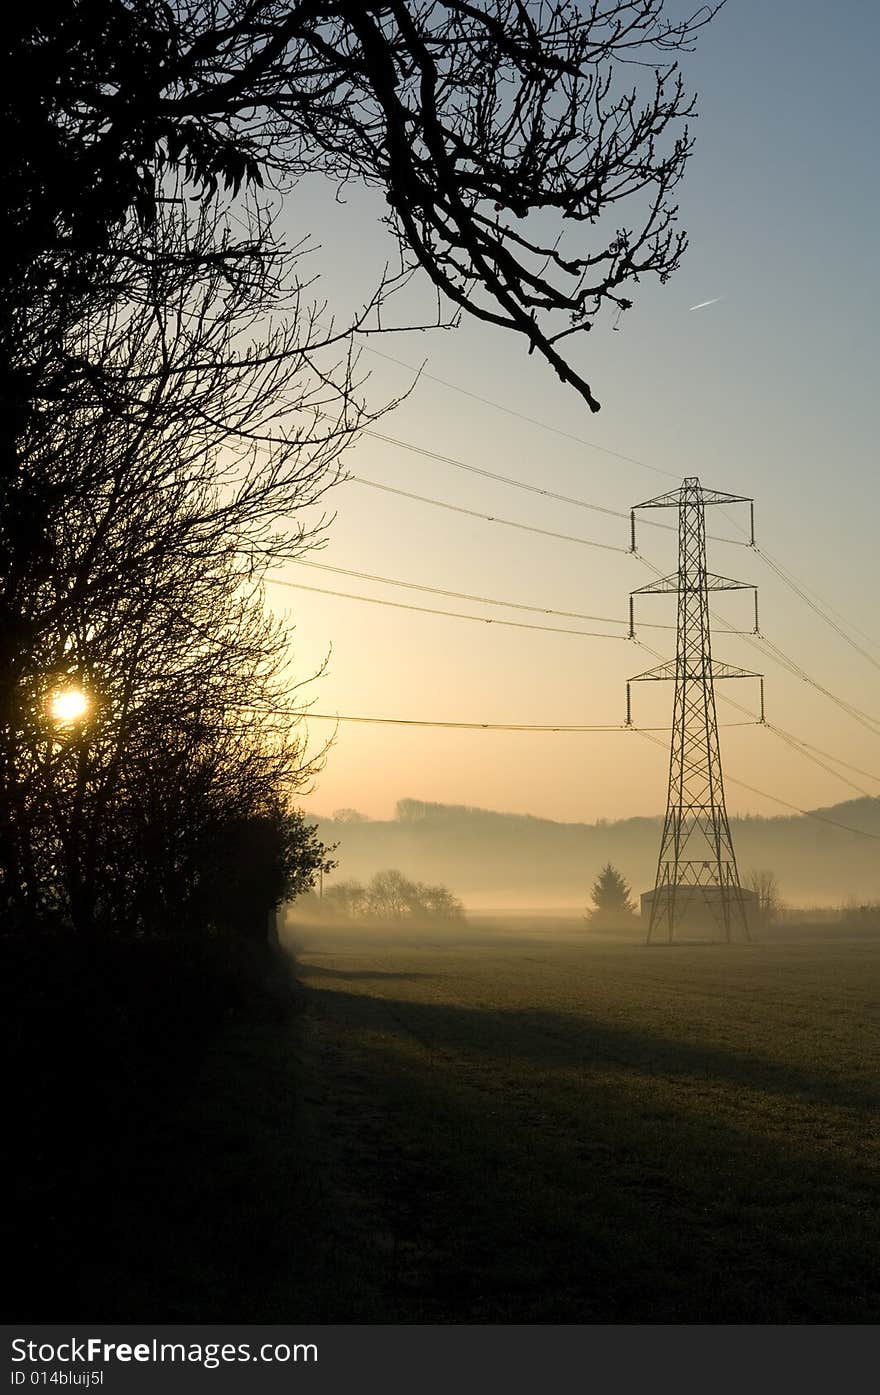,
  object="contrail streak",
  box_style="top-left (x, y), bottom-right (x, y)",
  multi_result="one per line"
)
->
top-left (688, 296), bottom-right (725, 312)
